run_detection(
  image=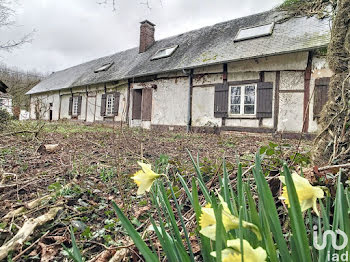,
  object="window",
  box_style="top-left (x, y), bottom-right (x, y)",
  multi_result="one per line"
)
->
top-left (94, 62), bottom-right (114, 73)
top-left (234, 23), bottom-right (274, 42)
top-left (106, 94), bottom-right (115, 116)
top-left (72, 96), bottom-right (79, 116)
top-left (151, 45), bottom-right (178, 60)
top-left (229, 84), bottom-right (257, 115)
